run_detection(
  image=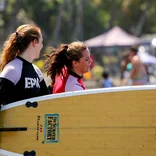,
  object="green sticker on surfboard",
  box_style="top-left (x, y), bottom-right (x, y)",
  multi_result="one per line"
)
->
top-left (44, 114), bottom-right (59, 143)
